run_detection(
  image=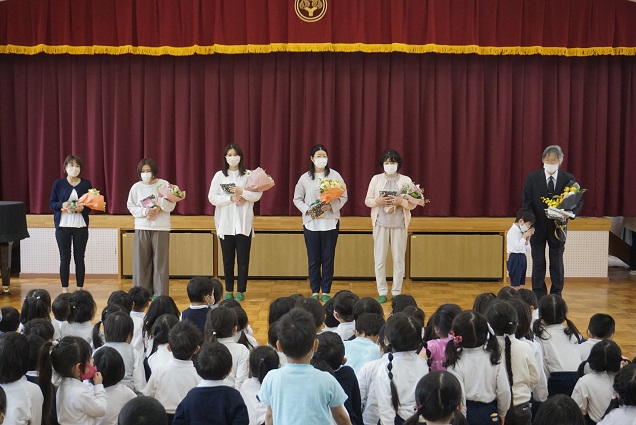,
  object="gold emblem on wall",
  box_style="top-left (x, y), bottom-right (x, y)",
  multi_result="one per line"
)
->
top-left (295, 0), bottom-right (327, 22)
